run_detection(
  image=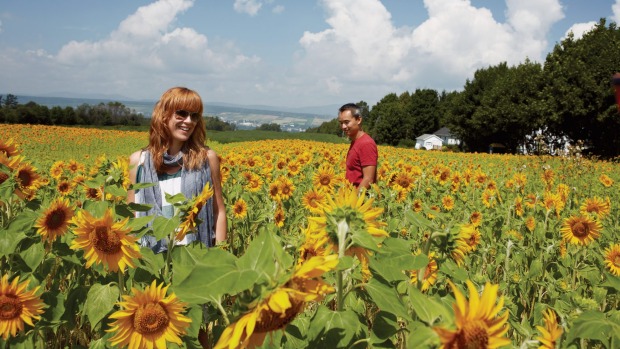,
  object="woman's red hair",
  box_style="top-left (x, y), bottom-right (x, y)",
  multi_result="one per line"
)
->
top-left (148, 87), bottom-right (209, 173)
